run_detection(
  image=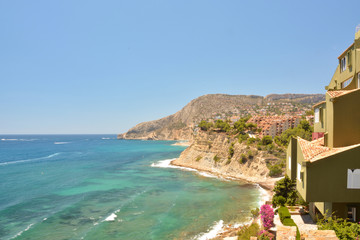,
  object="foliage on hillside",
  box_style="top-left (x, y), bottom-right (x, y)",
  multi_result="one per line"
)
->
top-left (274, 119), bottom-right (313, 147)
